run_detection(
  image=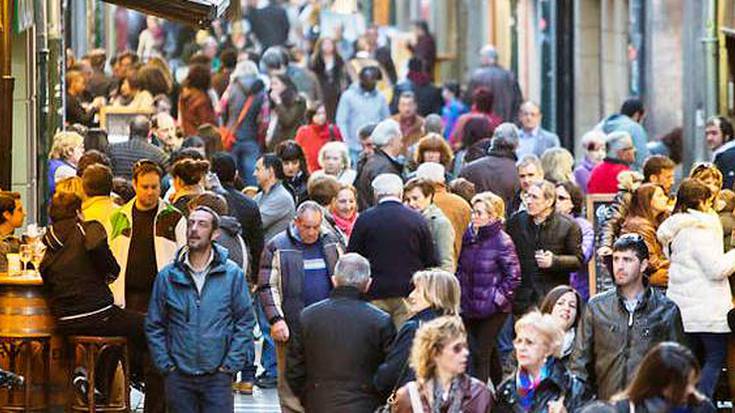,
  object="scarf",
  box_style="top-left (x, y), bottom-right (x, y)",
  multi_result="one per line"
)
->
top-left (430, 376), bottom-right (465, 413)
top-left (516, 361), bottom-right (550, 412)
top-left (331, 209), bottom-right (358, 238)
